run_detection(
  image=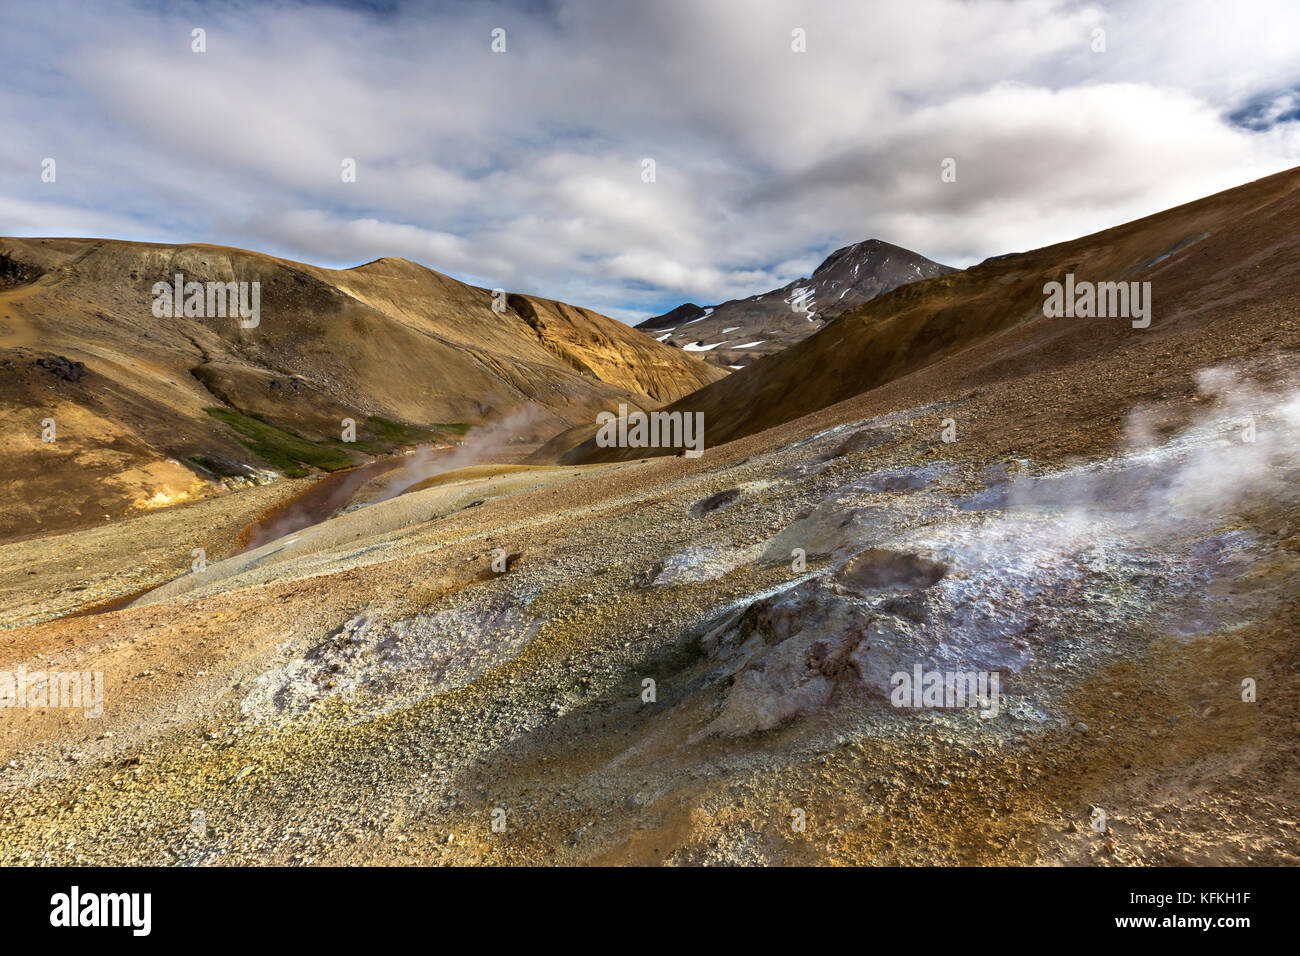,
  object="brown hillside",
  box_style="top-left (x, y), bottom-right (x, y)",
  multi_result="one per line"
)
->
top-left (565, 166), bottom-right (1300, 462)
top-left (0, 238), bottom-right (722, 537)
